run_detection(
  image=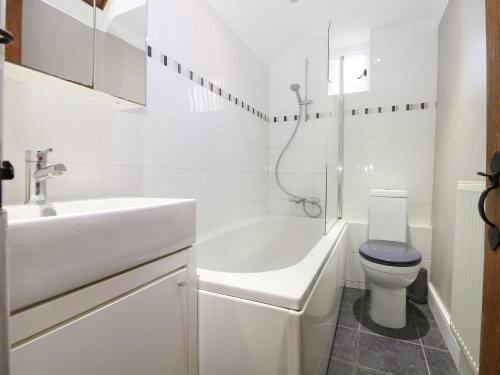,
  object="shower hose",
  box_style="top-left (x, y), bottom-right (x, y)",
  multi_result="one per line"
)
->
top-left (274, 105), bottom-right (323, 219)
